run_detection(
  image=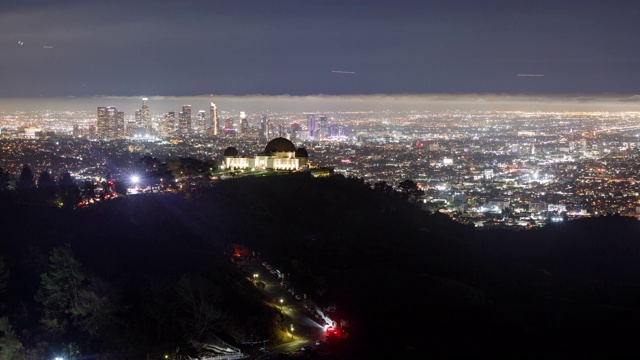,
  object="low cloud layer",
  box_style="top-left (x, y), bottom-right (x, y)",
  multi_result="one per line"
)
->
top-left (3, 93), bottom-right (640, 114)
